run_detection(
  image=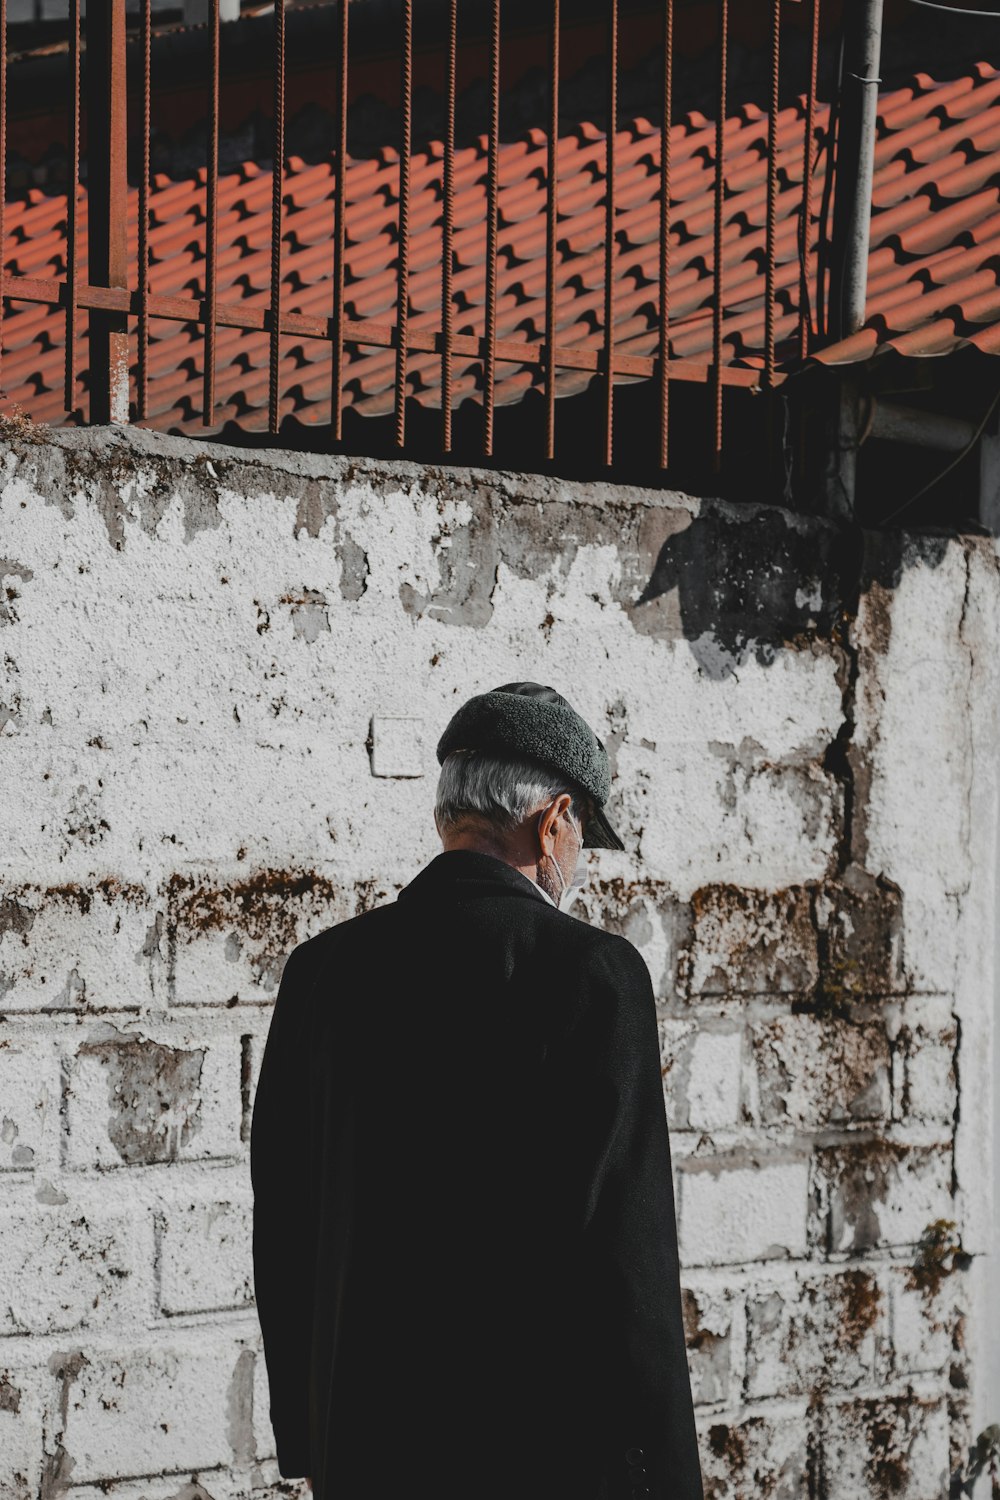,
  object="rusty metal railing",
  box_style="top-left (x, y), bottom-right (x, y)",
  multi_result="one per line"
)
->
top-left (0, 0), bottom-right (829, 472)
